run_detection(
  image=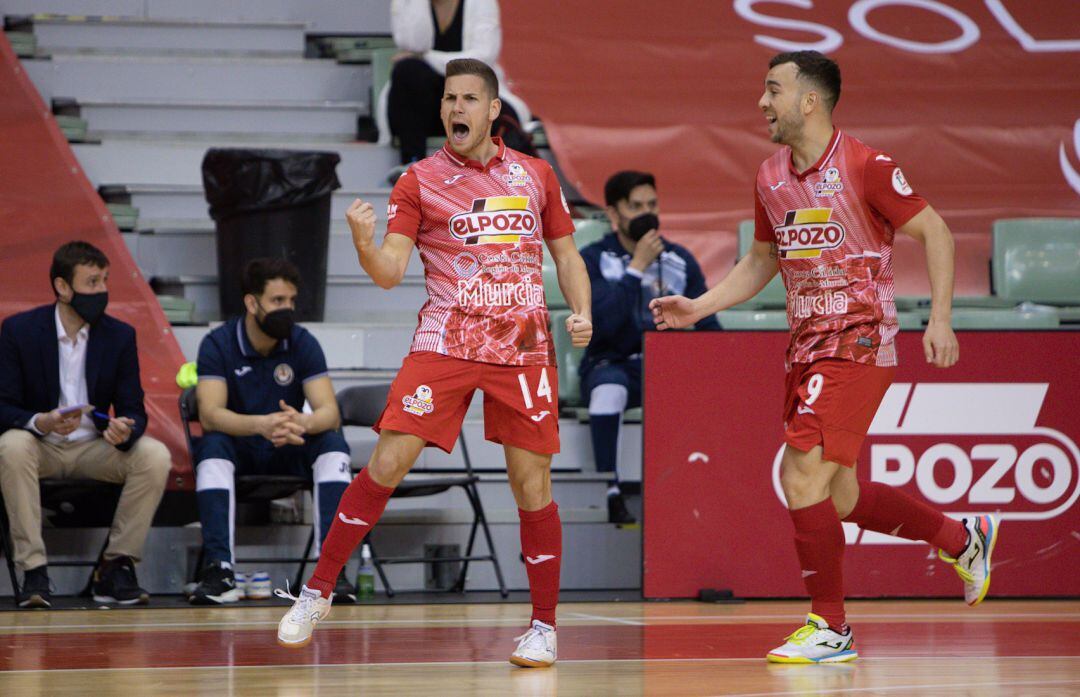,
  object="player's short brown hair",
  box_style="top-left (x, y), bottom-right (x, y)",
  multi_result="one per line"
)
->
top-left (446, 58), bottom-right (499, 100)
top-left (769, 50), bottom-right (841, 112)
top-left (242, 257), bottom-right (301, 297)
